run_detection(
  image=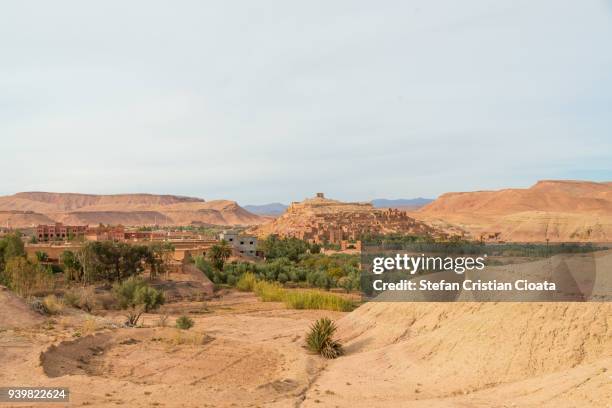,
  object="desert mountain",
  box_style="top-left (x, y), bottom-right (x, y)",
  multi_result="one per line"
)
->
top-left (414, 180), bottom-right (612, 242)
top-left (0, 192), bottom-right (264, 228)
top-left (251, 193), bottom-right (436, 241)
